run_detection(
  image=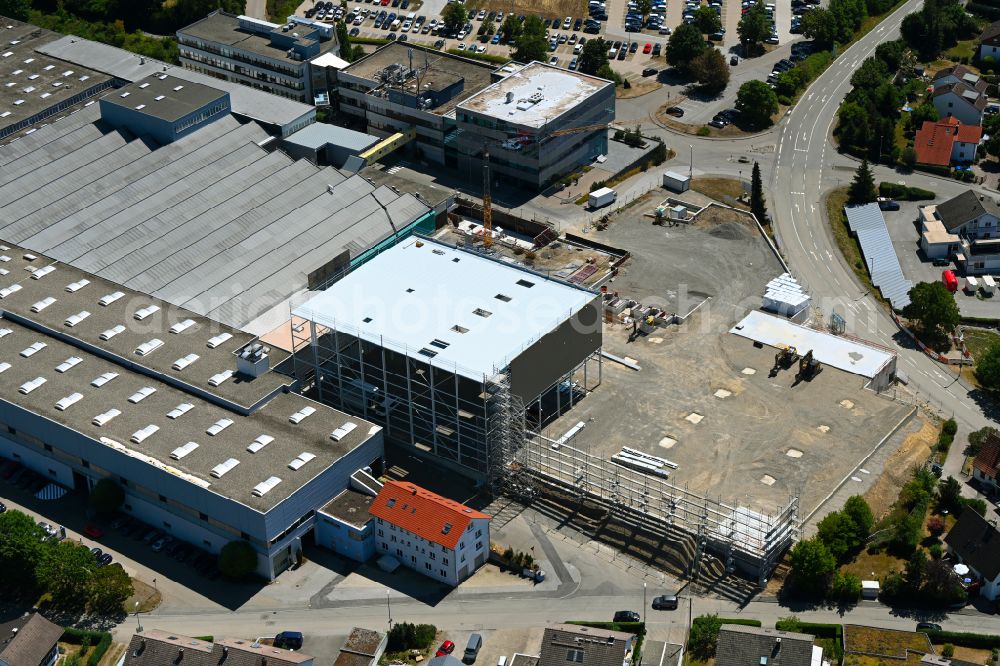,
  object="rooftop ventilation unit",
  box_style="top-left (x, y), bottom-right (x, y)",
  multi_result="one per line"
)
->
top-left (99, 291), bottom-right (125, 306)
top-left (207, 418), bottom-right (234, 436)
top-left (330, 422), bottom-right (357, 441)
top-left (0, 362), bottom-right (10, 374)
top-left (65, 310), bottom-right (90, 327)
top-left (31, 296), bottom-right (56, 312)
top-left (247, 434), bottom-right (274, 453)
top-left (128, 386), bottom-right (156, 403)
top-left (208, 370), bottom-right (233, 387)
top-left (91, 372), bottom-right (118, 387)
top-left (65, 279), bottom-right (90, 292)
top-left (131, 424), bottom-right (159, 443)
top-left (172, 353), bottom-right (200, 371)
top-left (100, 325), bottom-right (126, 341)
top-left (19, 376), bottom-right (46, 394)
top-left (171, 442), bottom-right (199, 460)
top-left (55, 393), bottom-right (83, 411)
top-left (0, 328), bottom-right (11, 339)
top-left (237, 342), bottom-right (270, 378)
top-left (207, 332), bottom-right (233, 349)
top-left (210, 458), bottom-right (240, 478)
top-left (135, 338), bottom-right (164, 356)
top-left (289, 405), bottom-right (316, 424)
top-left (170, 319), bottom-right (196, 334)
top-left (0, 284), bottom-right (22, 298)
top-left (288, 452), bottom-right (316, 470)
top-left (167, 403), bottom-right (194, 419)
top-left (56, 356), bottom-right (82, 373)
top-left (20, 341), bottom-right (46, 357)
top-left (30, 265), bottom-right (55, 279)
top-left (252, 476), bottom-right (282, 497)
top-left (92, 408), bottom-right (121, 427)
top-left (134, 305), bottom-right (160, 321)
